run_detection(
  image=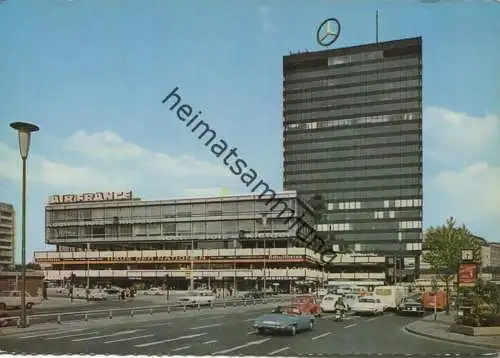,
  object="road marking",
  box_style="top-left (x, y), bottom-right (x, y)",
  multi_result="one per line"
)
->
top-left (213, 338), bottom-right (271, 355)
top-left (366, 317), bottom-right (378, 322)
top-left (46, 331), bottom-right (99, 340)
top-left (244, 318), bottom-right (255, 322)
top-left (190, 323), bottom-right (221, 330)
top-left (203, 340), bottom-right (218, 344)
top-left (8, 327), bottom-right (70, 337)
top-left (72, 330), bottom-right (139, 342)
top-left (344, 323), bottom-right (357, 329)
top-left (269, 346), bottom-right (290, 355)
top-left (247, 331), bottom-right (256, 335)
top-left (135, 333), bottom-right (207, 348)
top-left (19, 328), bottom-right (86, 339)
top-left (312, 332), bottom-right (331, 340)
top-left (104, 334), bottom-right (154, 344)
top-left (172, 345), bottom-right (191, 352)
top-left (145, 322), bottom-right (172, 328)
